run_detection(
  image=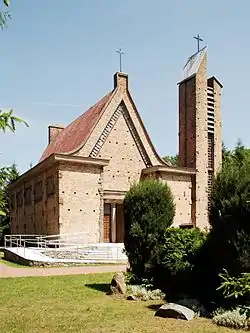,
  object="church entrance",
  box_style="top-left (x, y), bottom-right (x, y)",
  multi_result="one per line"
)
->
top-left (103, 202), bottom-right (124, 243)
top-left (103, 203), bottom-right (111, 242)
